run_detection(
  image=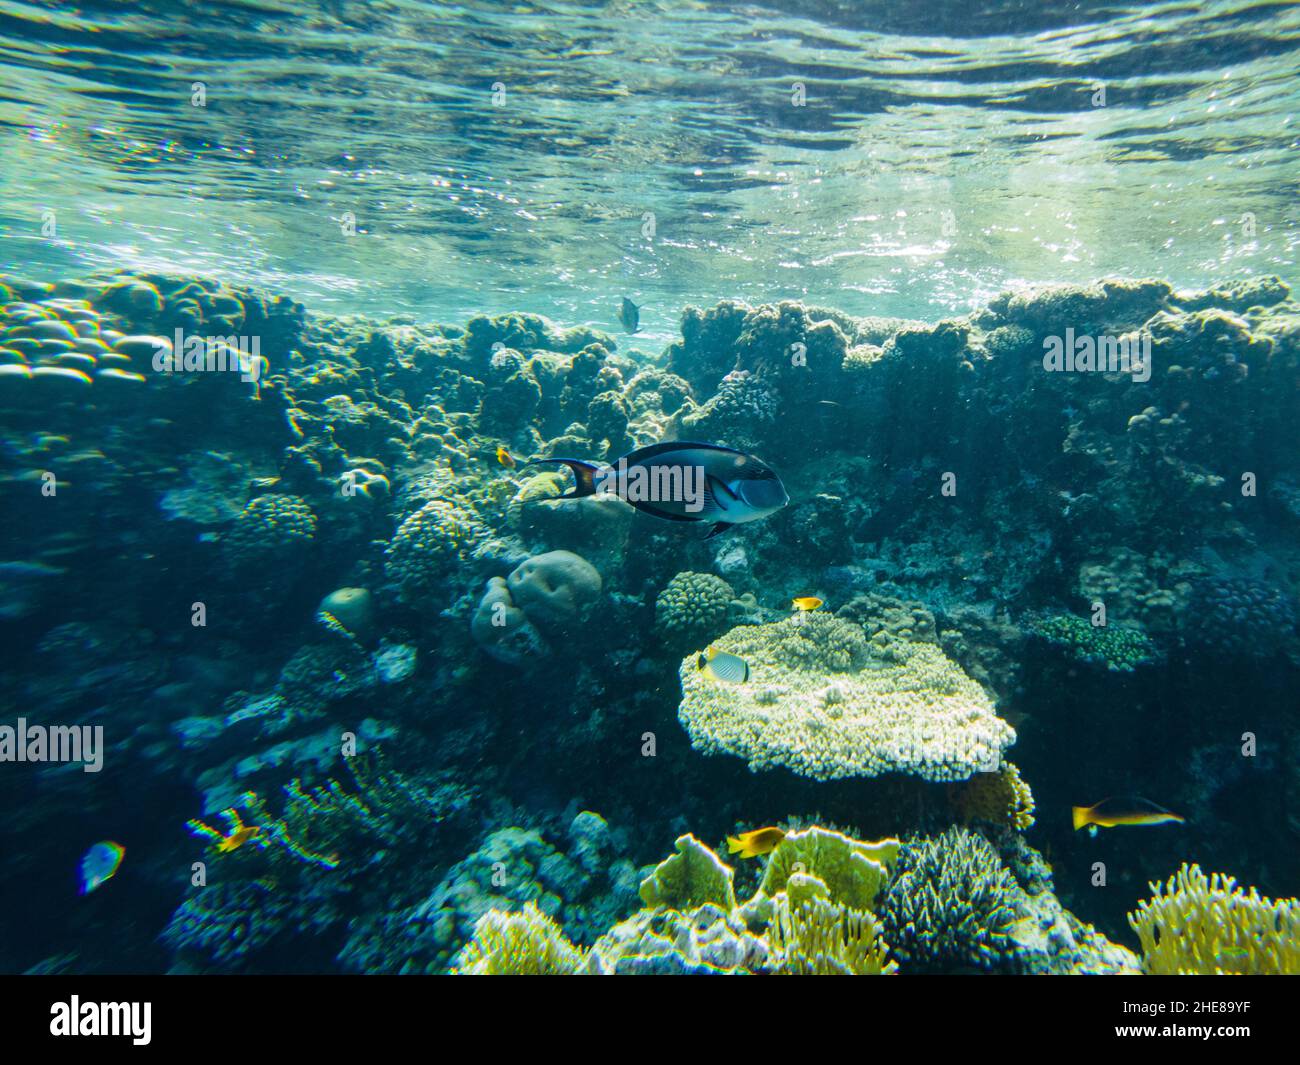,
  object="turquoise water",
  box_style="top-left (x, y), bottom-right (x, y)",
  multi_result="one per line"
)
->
top-left (3, 0), bottom-right (1298, 326)
top-left (1, 1), bottom-right (1299, 977)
